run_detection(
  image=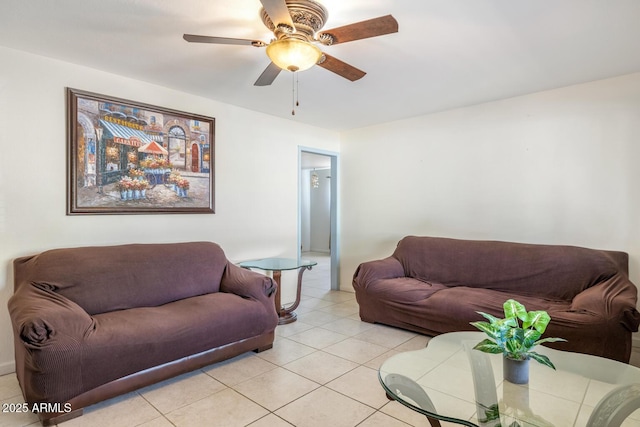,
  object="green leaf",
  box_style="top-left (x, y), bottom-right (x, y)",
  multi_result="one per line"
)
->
top-left (470, 320), bottom-right (497, 338)
top-left (523, 310), bottom-right (551, 333)
top-left (504, 337), bottom-right (523, 358)
top-left (477, 311), bottom-right (501, 324)
top-left (500, 317), bottom-right (519, 329)
top-left (534, 337), bottom-right (567, 345)
top-left (528, 351), bottom-right (556, 369)
top-left (473, 339), bottom-right (504, 354)
top-left (522, 329), bottom-right (542, 349)
top-left (503, 343), bottom-right (518, 358)
top-left (503, 299), bottom-right (527, 322)
top-left (471, 312), bottom-right (517, 338)
top-left (506, 328), bottom-right (525, 342)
